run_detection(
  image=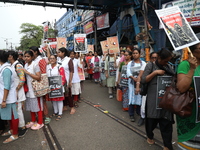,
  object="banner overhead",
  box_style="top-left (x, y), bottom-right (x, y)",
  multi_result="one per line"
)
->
top-left (96, 13), bottom-right (110, 30)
